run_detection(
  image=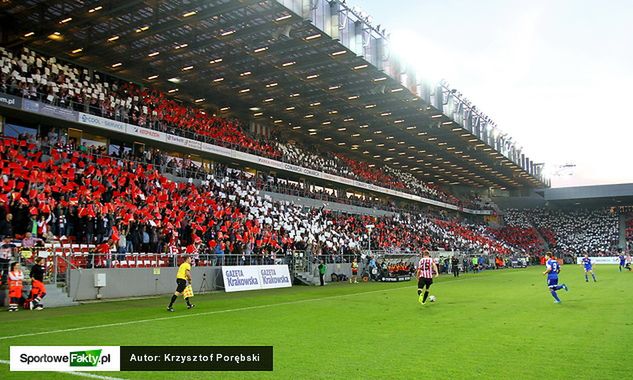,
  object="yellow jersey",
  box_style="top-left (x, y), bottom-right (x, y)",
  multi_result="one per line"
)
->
top-left (177, 262), bottom-right (191, 280)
